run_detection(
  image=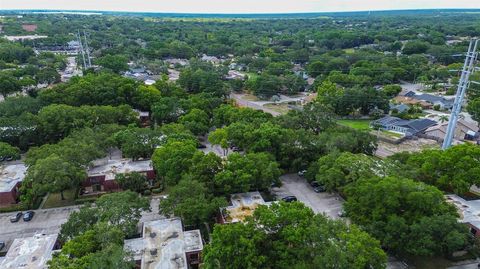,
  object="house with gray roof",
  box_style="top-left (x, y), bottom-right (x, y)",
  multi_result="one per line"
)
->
top-left (404, 91), bottom-right (454, 110)
top-left (371, 116), bottom-right (437, 136)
